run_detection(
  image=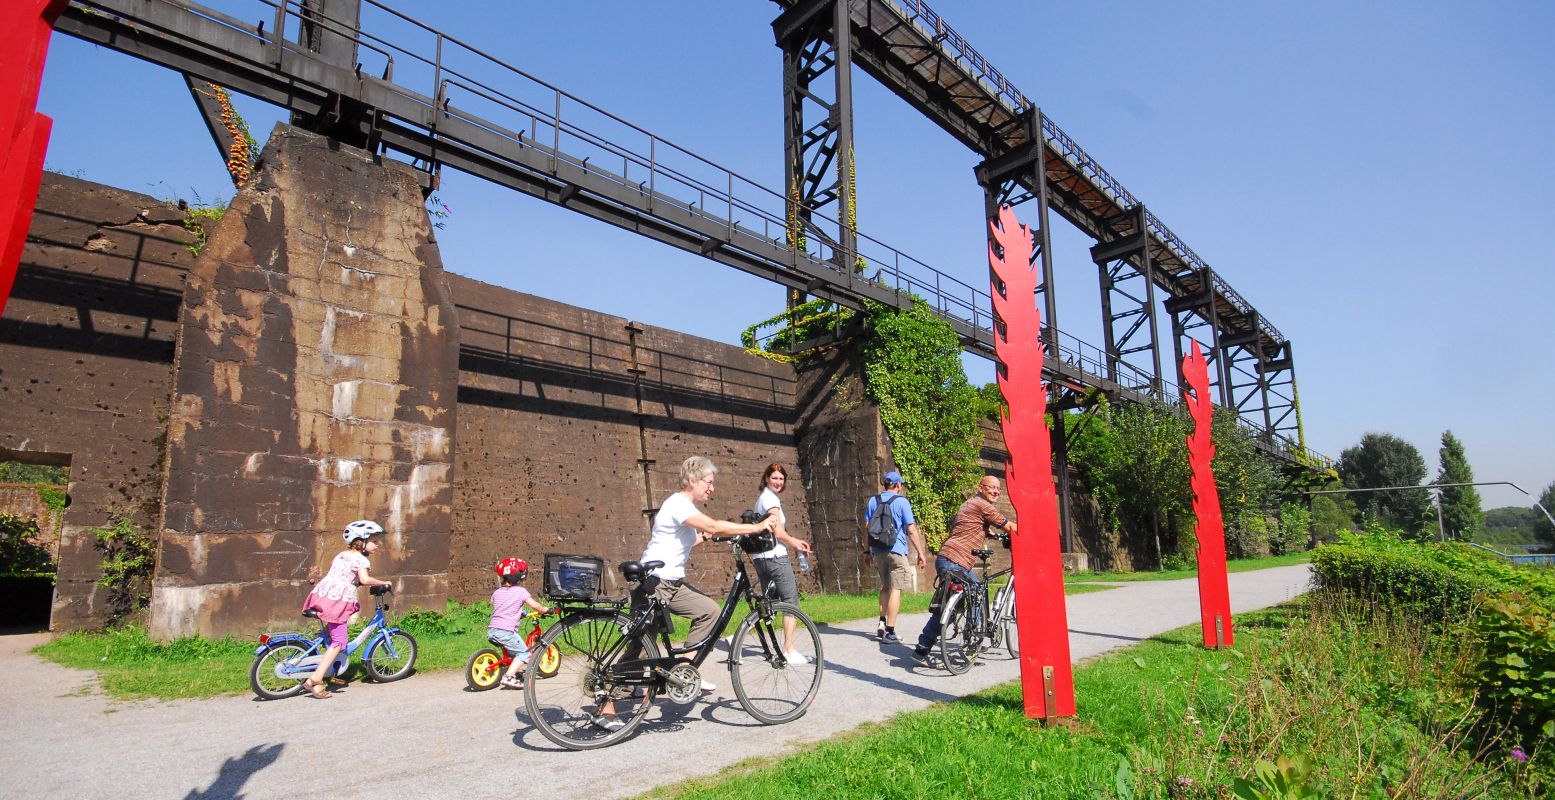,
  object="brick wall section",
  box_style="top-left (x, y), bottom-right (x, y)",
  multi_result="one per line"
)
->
top-left (148, 127), bottom-right (458, 639)
top-left (0, 174), bottom-right (194, 629)
top-left (0, 484), bottom-right (64, 559)
top-left (448, 275), bottom-right (810, 602)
